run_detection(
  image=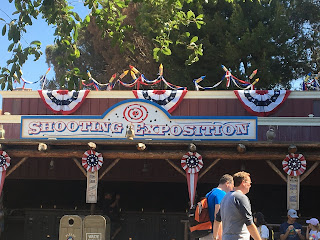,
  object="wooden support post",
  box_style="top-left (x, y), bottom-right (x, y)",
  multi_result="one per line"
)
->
top-left (72, 158), bottom-right (87, 177)
top-left (266, 160), bottom-right (287, 183)
top-left (300, 161), bottom-right (320, 182)
top-left (6, 157), bottom-right (28, 177)
top-left (99, 158), bottom-right (121, 180)
top-left (199, 158), bottom-right (220, 180)
top-left (164, 159), bottom-right (186, 178)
